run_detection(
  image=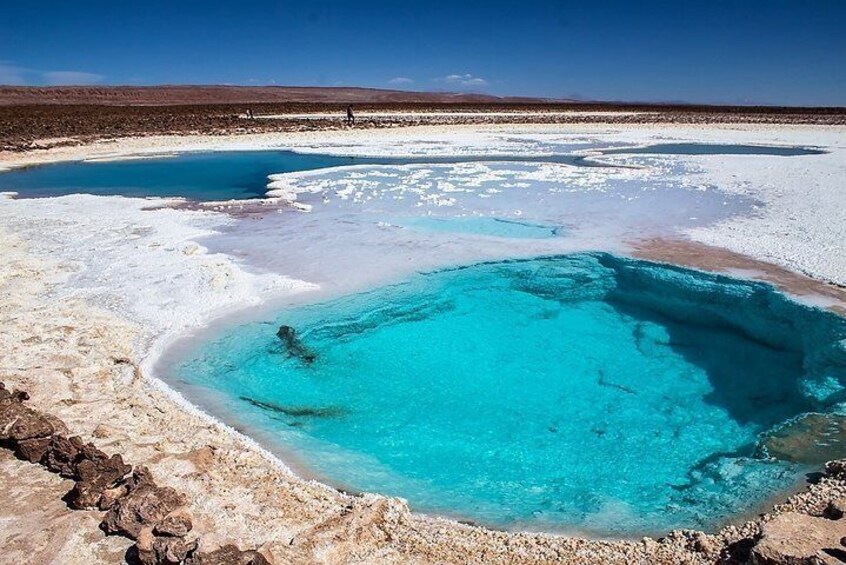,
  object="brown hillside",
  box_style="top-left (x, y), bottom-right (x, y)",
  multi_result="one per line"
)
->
top-left (0, 85), bottom-right (556, 106)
